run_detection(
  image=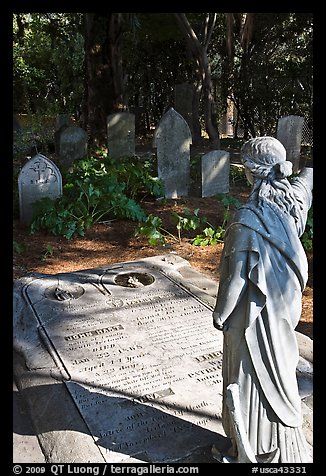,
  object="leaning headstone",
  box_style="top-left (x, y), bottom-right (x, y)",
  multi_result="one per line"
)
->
top-left (107, 112), bottom-right (135, 159)
top-left (201, 150), bottom-right (230, 197)
top-left (18, 154), bottom-right (62, 225)
top-left (276, 115), bottom-right (304, 173)
top-left (54, 114), bottom-right (71, 156)
top-left (174, 83), bottom-right (196, 138)
top-left (13, 114), bottom-right (22, 132)
top-left (153, 108), bottom-right (192, 199)
top-left (59, 126), bottom-right (88, 168)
